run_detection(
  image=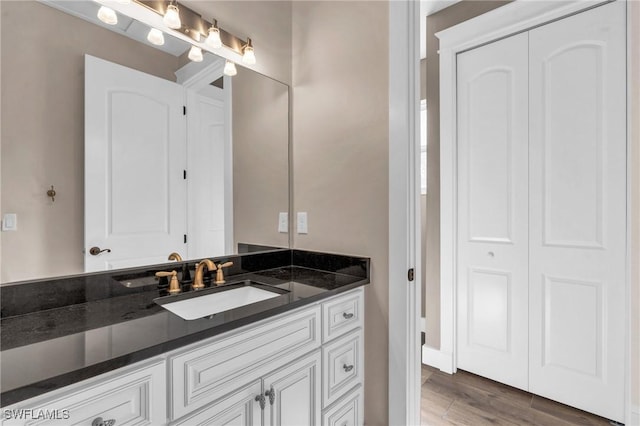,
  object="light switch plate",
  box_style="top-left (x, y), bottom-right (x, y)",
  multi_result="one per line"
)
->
top-left (2, 213), bottom-right (17, 231)
top-left (297, 212), bottom-right (308, 234)
top-left (278, 212), bottom-right (288, 233)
